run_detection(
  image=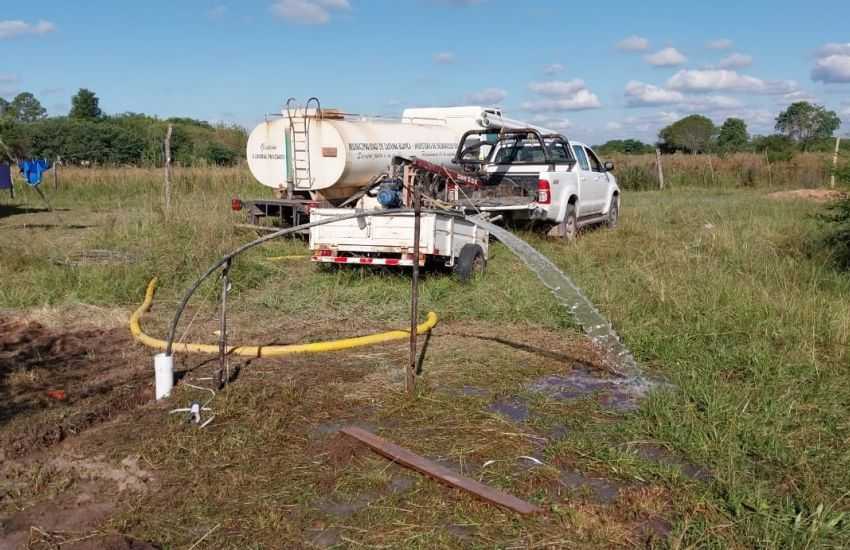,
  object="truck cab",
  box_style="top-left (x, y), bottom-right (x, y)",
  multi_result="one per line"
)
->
top-left (453, 129), bottom-right (620, 238)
